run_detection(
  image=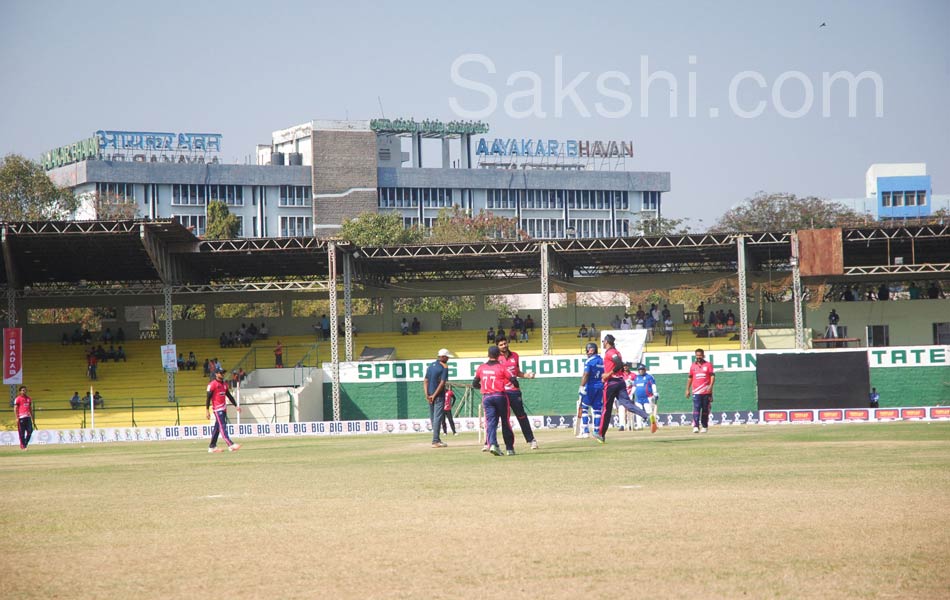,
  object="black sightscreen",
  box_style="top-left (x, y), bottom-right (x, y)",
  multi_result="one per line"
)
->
top-left (756, 351), bottom-right (870, 410)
